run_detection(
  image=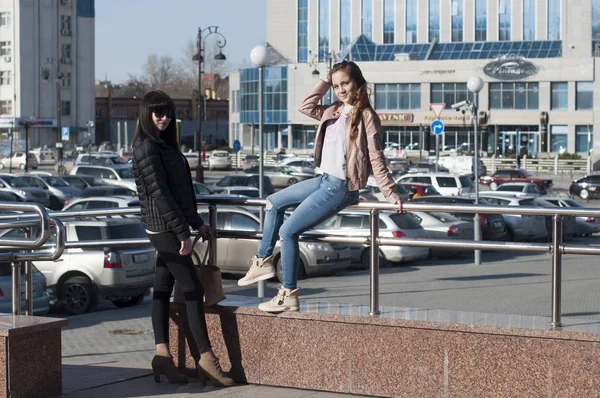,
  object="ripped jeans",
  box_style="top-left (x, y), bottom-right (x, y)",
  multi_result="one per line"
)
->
top-left (257, 173), bottom-right (359, 289)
